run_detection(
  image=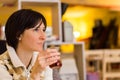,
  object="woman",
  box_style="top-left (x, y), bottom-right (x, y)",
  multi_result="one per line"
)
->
top-left (0, 9), bottom-right (60, 80)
